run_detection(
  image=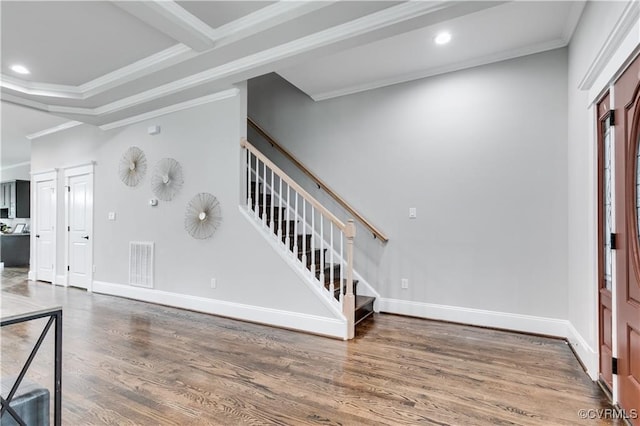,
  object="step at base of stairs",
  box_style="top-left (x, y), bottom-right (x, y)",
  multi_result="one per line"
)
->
top-left (355, 296), bottom-right (375, 325)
